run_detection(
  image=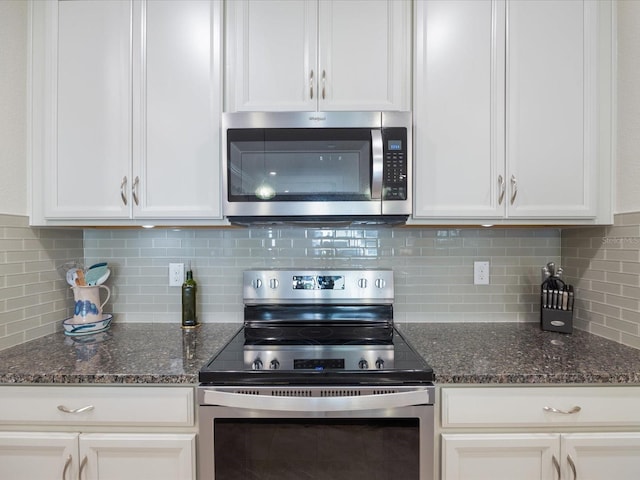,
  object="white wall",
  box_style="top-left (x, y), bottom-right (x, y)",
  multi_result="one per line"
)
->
top-left (616, 0), bottom-right (640, 214)
top-left (0, 0), bottom-right (27, 216)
